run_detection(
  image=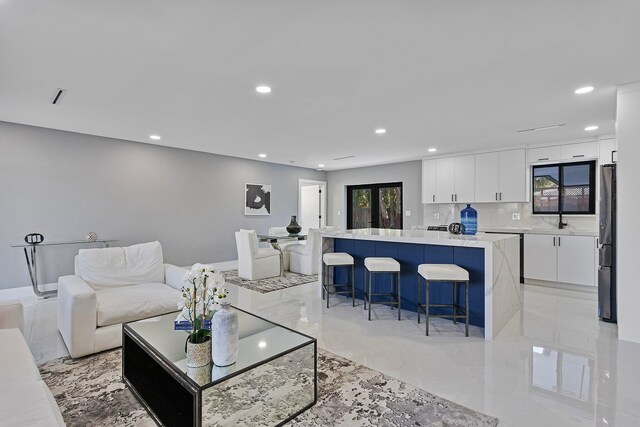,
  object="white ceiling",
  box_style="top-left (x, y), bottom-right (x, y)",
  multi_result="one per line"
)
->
top-left (1, 1), bottom-right (639, 170)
